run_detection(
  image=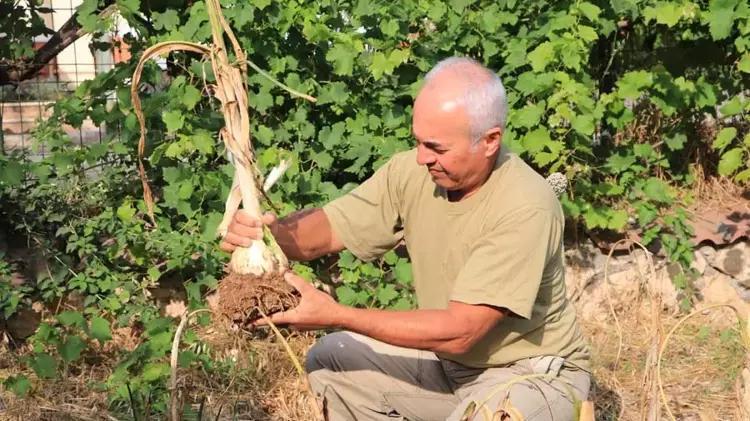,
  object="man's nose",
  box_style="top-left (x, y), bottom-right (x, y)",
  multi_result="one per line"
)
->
top-left (416, 144), bottom-right (435, 166)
